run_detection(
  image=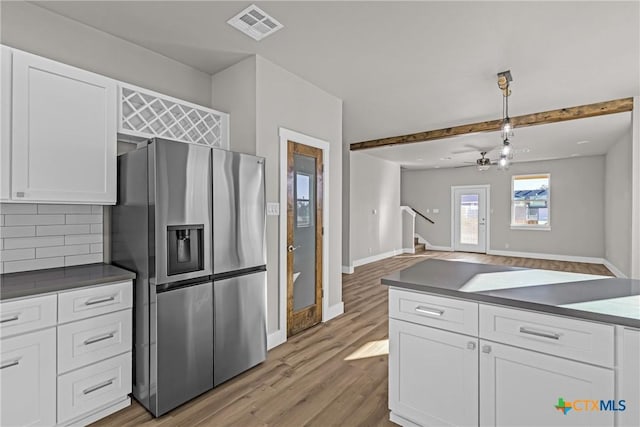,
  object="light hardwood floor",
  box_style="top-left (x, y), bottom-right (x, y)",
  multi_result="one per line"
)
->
top-left (93, 251), bottom-right (613, 427)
